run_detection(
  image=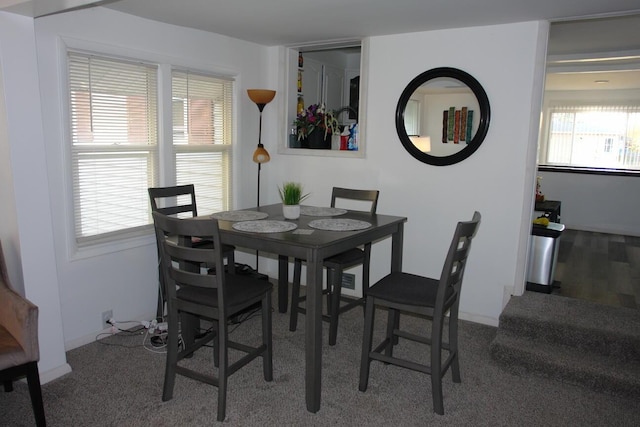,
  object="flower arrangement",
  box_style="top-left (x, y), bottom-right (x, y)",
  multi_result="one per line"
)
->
top-left (278, 182), bottom-right (310, 206)
top-left (294, 103), bottom-right (339, 140)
